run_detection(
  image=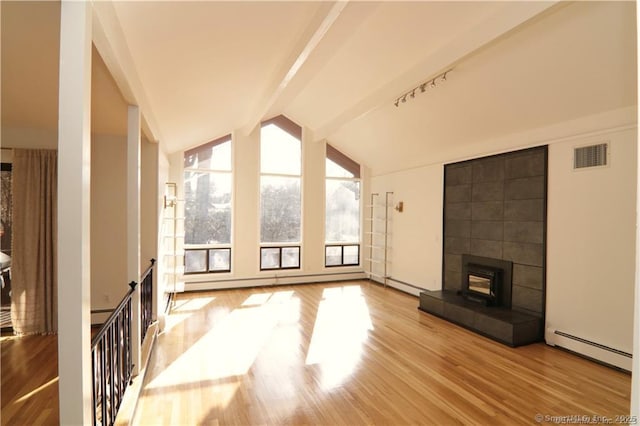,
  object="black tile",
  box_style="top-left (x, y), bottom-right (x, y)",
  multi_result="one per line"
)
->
top-left (444, 254), bottom-right (462, 272)
top-left (471, 221), bottom-right (503, 241)
top-left (472, 201), bottom-right (503, 221)
top-left (504, 200), bottom-right (544, 221)
top-left (444, 303), bottom-right (475, 328)
top-left (472, 158), bottom-right (505, 183)
top-left (504, 221), bottom-right (544, 244)
top-left (445, 202), bottom-right (471, 220)
top-left (512, 285), bottom-right (544, 314)
top-left (503, 242), bottom-right (543, 267)
top-left (472, 181), bottom-right (504, 202)
top-left (446, 184), bottom-right (472, 203)
top-left (444, 269), bottom-right (462, 291)
top-left (505, 176), bottom-right (545, 200)
top-left (512, 264), bottom-right (544, 290)
top-left (470, 239), bottom-right (503, 259)
top-left (445, 220), bottom-right (471, 238)
top-left (474, 314), bottom-right (512, 343)
top-left (446, 165), bottom-right (472, 186)
top-left (444, 237), bottom-right (470, 255)
top-left (505, 151), bottom-right (545, 179)
top-left (420, 294), bottom-right (444, 316)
